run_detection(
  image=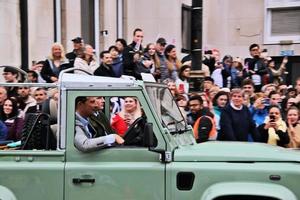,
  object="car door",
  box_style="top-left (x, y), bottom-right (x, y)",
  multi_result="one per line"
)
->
top-left (64, 90), bottom-right (166, 200)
